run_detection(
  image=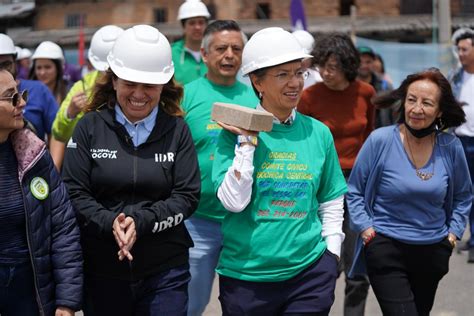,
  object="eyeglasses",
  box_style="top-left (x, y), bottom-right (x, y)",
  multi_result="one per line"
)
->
top-left (0, 90), bottom-right (28, 107)
top-left (266, 70), bottom-right (309, 84)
